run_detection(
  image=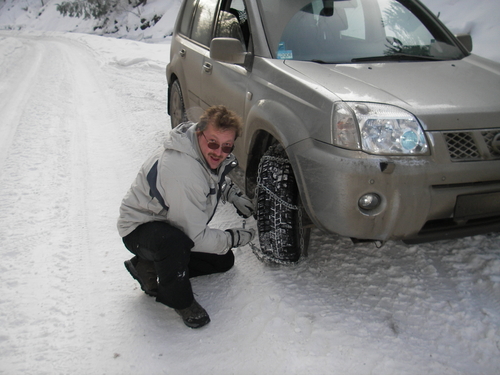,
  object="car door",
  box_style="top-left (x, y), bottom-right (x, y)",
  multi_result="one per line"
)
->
top-left (174, 0), bottom-right (219, 113)
top-left (199, 0), bottom-right (249, 118)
